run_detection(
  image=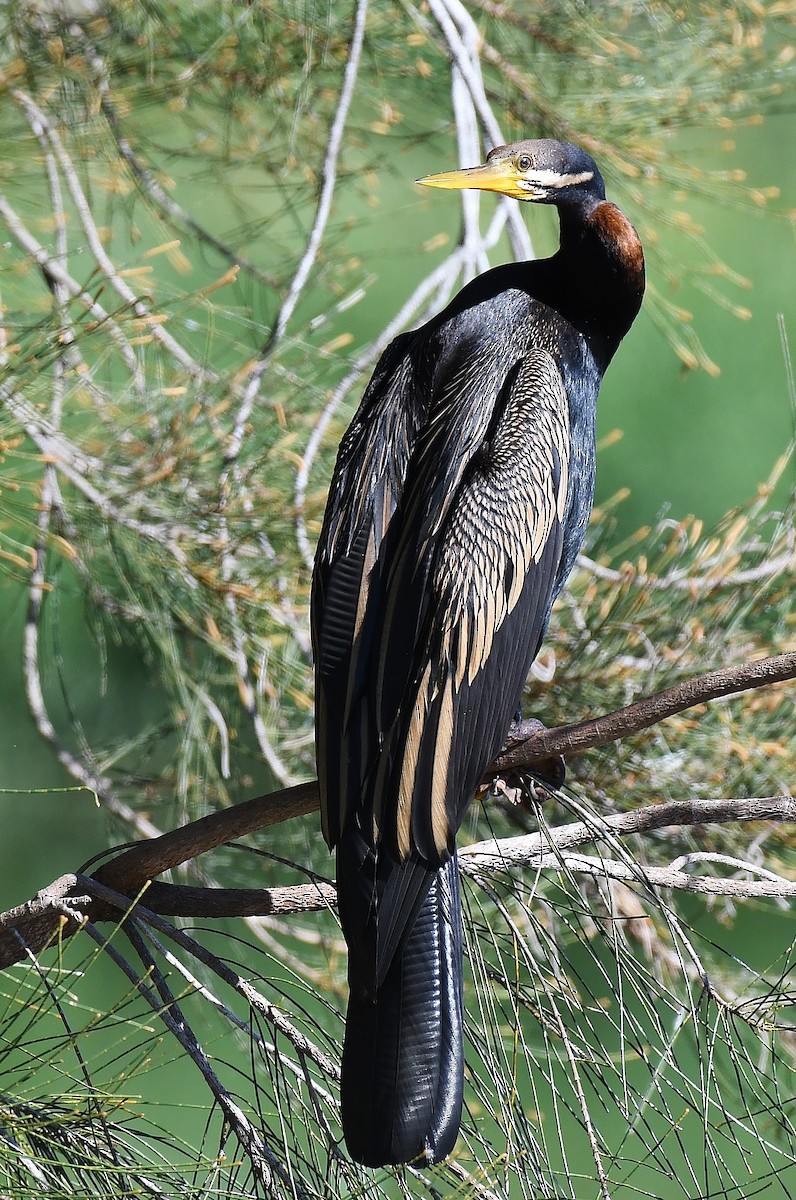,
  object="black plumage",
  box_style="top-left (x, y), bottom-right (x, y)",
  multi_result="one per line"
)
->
top-left (311, 139), bottom-right (645, 1167)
